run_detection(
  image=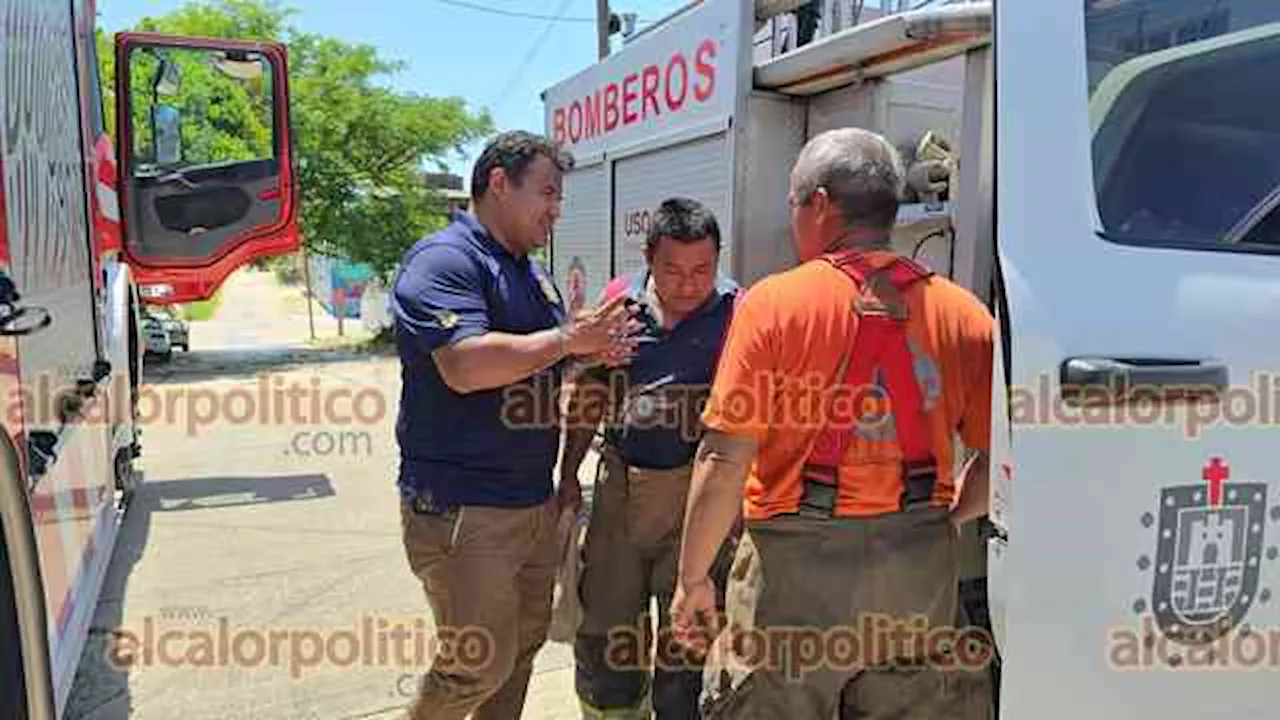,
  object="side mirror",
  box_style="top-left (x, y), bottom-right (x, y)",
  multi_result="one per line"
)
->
top-left (152, 104), bottom-right (182, 166)
top-left (213, 52), bottom-right (265, 80)
top-left (153, 56), bottom-right (181, 97)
